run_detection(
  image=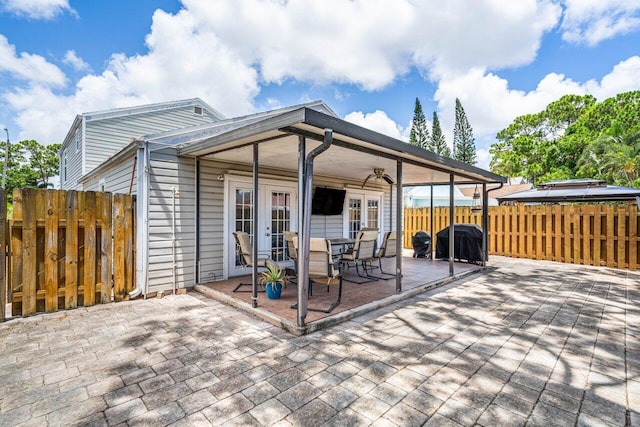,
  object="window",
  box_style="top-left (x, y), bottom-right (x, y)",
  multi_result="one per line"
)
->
top-left (75, 131), bottom-right (81, 151)
top-left (62, 150), bottom-right (67, 182)
top-left (194, 106), bottom-right (203, 115)
top-left (99, 179), bottom-right (105, 192)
